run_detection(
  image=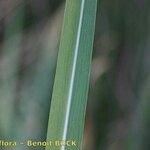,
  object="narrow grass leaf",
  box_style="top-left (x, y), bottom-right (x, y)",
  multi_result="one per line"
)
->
top-left (46, 0), bottom-right (97, 149)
